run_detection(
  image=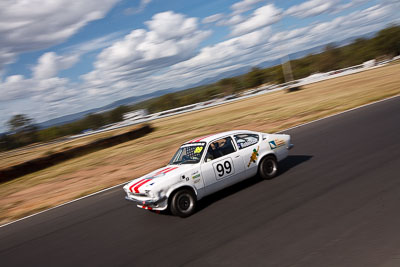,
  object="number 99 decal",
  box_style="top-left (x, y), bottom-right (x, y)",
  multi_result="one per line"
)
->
top-left (213, 157), bottom-right (235, 180)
